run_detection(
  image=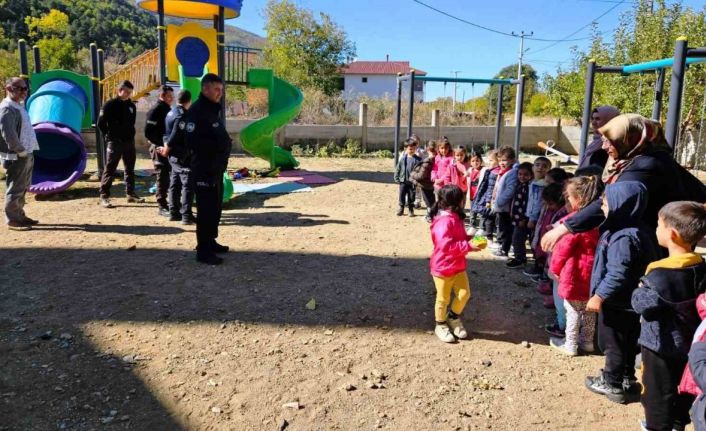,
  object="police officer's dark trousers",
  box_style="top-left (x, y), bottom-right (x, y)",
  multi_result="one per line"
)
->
top-left (195, 173), bottom-right (223, 252)
top-left (100, 139), bottom-right (136, 198)
top-left (168, 157), bottom-right (195, 218)
top-left (152, 150), bottom-right (171, 209)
